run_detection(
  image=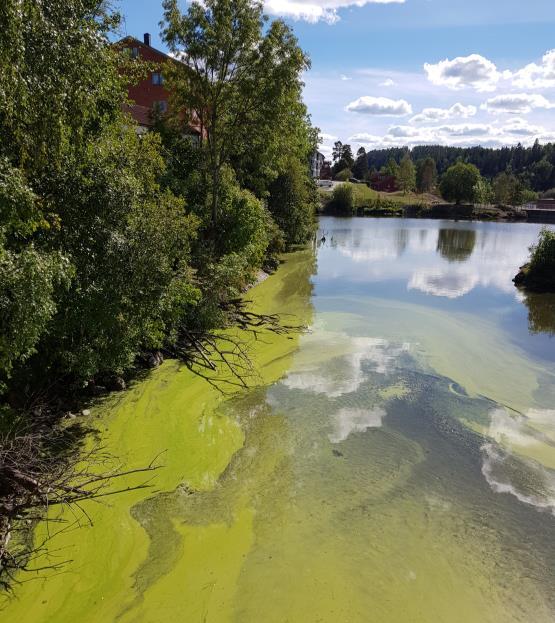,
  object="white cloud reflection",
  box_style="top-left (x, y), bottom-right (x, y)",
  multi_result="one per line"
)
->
top-left (329, 407), bottom-right (386, 443)
top-left (283, 335), bottom-right (410, 397)
top-left (319, 222), bottom-right (545, 301)
top-left (481, 407), bottom-right (555, 515)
